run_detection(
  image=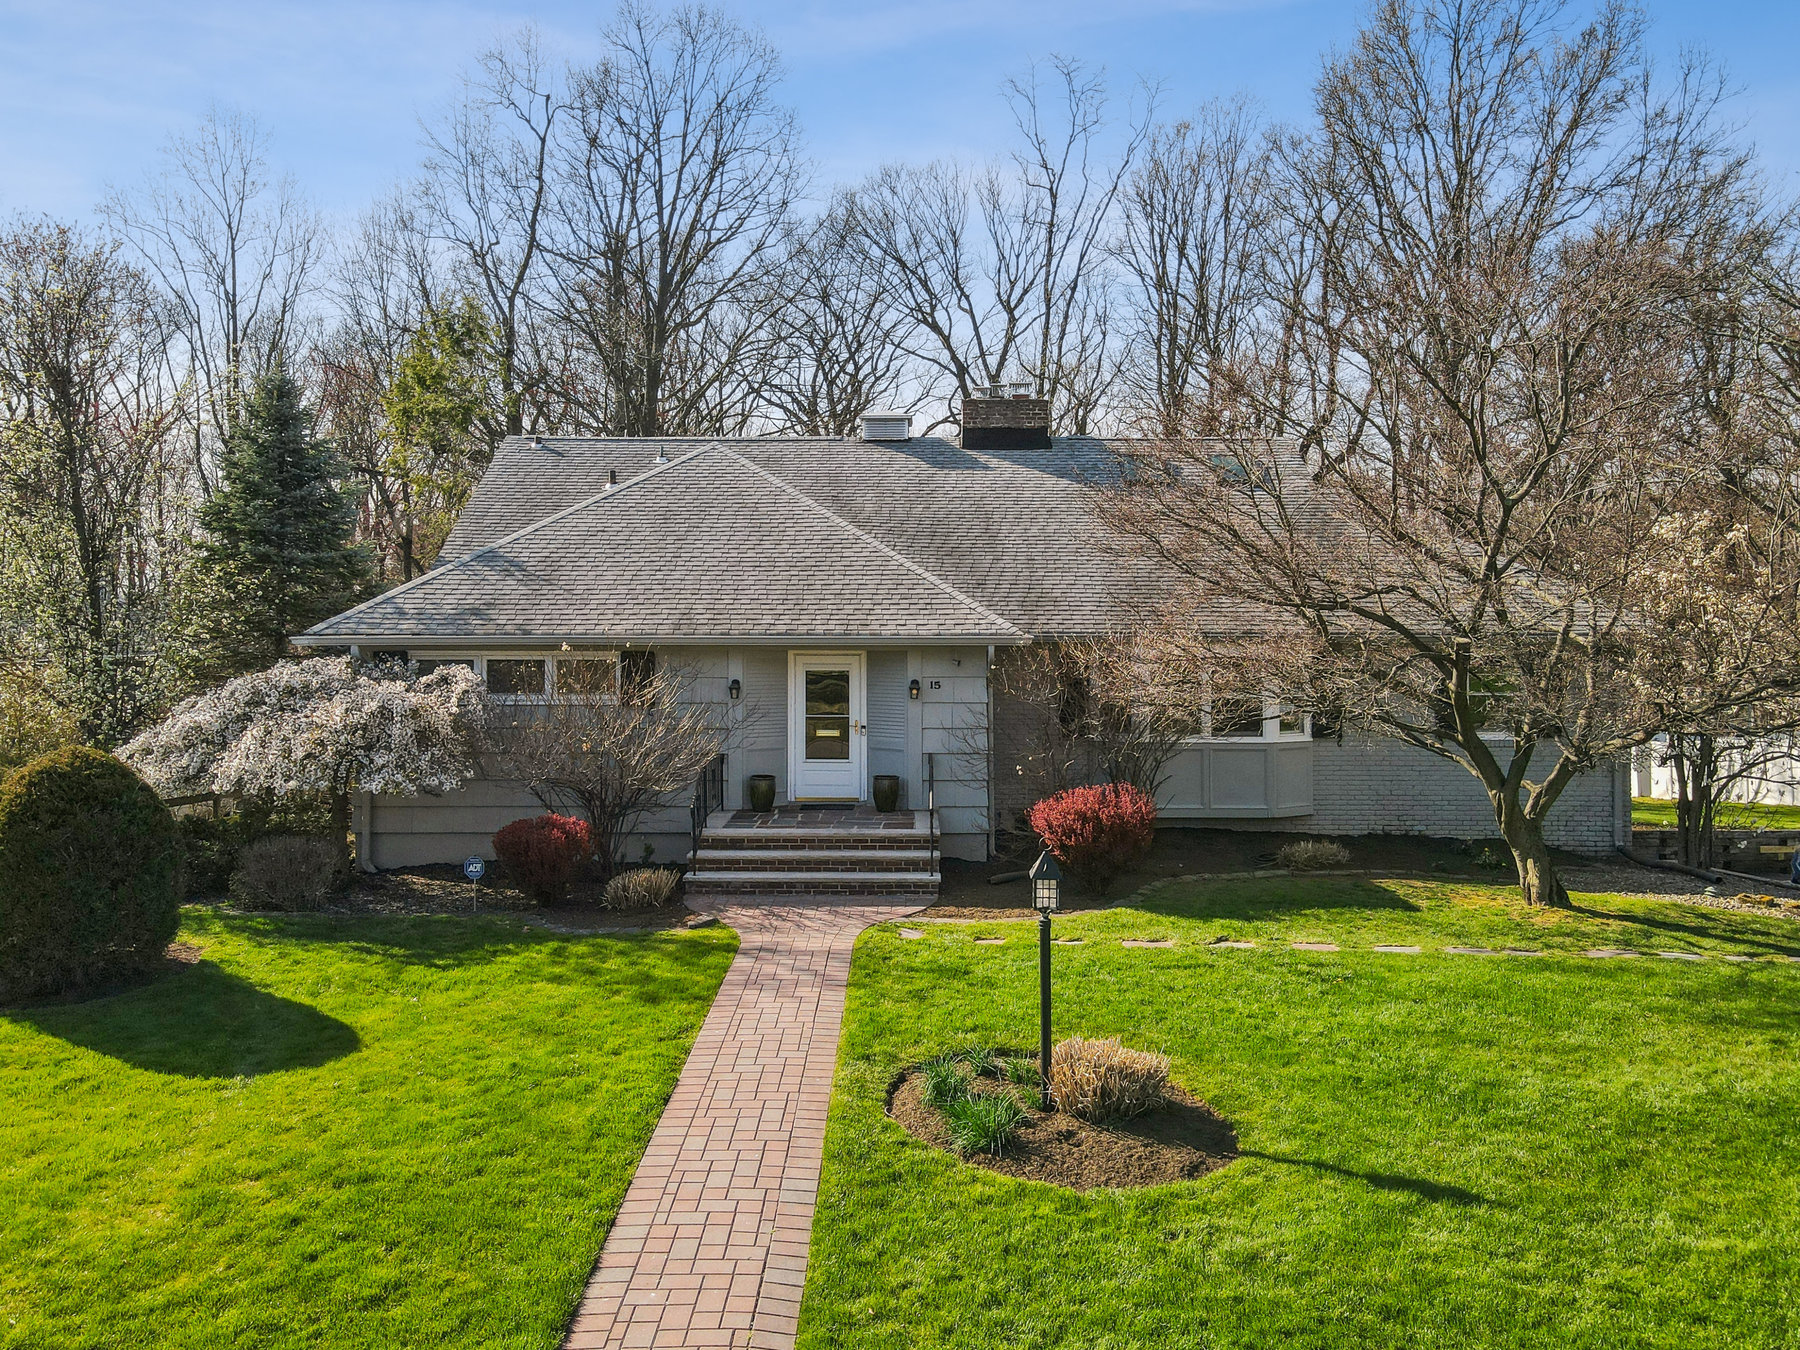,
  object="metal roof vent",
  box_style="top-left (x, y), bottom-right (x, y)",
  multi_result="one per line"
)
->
top-left (859, 411), bottom-right (912, 442)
